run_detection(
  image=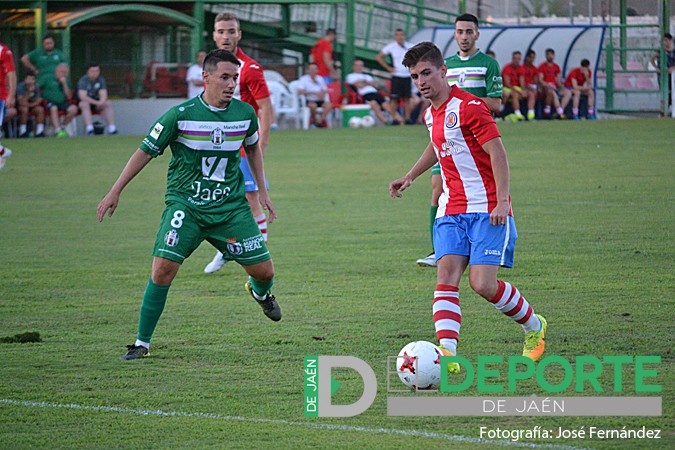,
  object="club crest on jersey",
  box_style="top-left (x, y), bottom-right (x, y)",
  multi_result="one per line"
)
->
top-left (164, 229), bottom-right (179, 247)
top-left (445, 112), bottom-right (458, 129)
top-left (458, 71), bottom-right (466, 85)
top-left (226, 237), bottom-right (243, 256)
top-left (210, 127), bottom-right (224, 145)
